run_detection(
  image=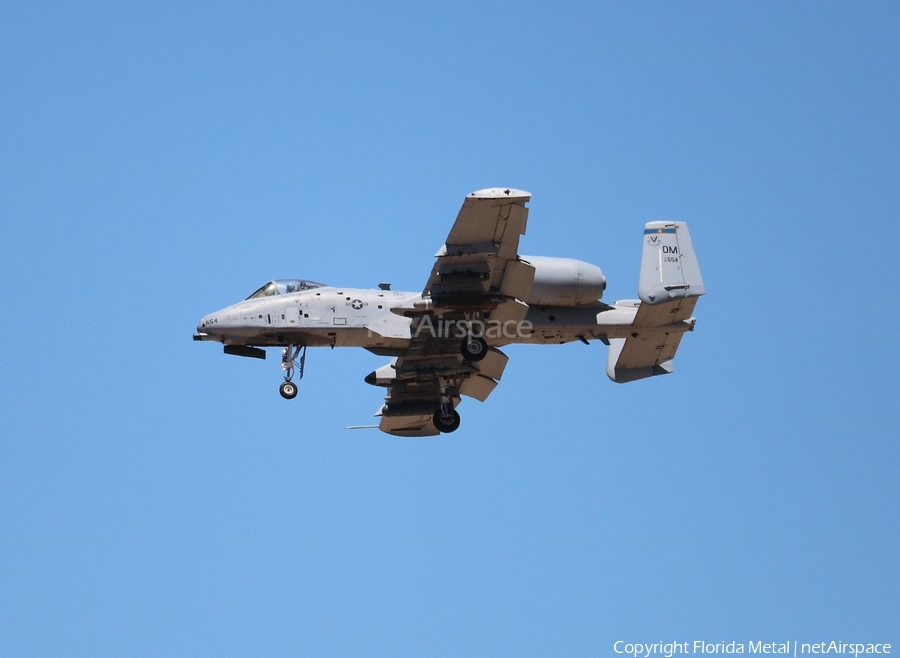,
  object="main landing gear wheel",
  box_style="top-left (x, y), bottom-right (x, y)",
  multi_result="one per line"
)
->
top-left (432, 408), bottom-right (461, 433)
top-left (460, 336), bottom-right (488, 362)
top-left (279, 381), bottom-right (298, 400)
